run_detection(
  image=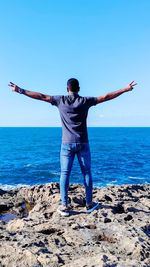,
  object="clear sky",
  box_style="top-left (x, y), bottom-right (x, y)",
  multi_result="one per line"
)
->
top-left (0, 0), bottom-right (149, 127)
